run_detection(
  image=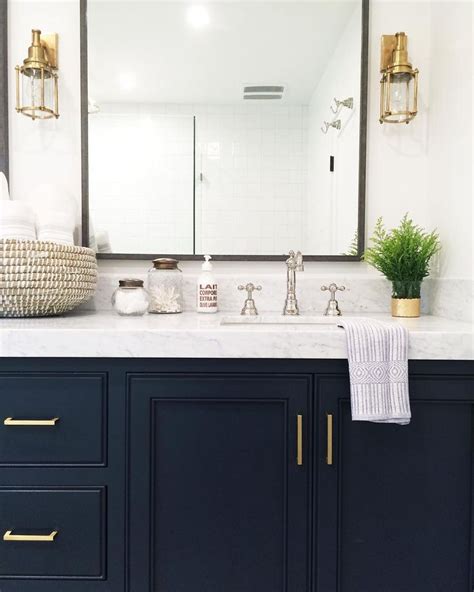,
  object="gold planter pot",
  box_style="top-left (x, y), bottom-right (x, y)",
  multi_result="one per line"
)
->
top-left (391, 298), bottom-right (420, 318)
